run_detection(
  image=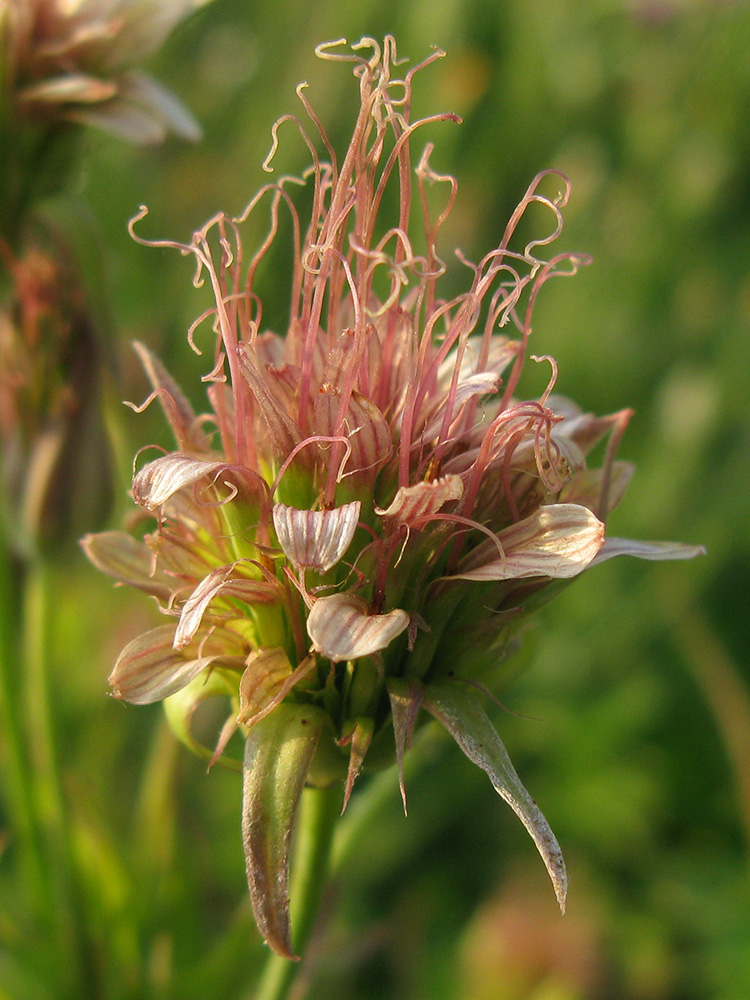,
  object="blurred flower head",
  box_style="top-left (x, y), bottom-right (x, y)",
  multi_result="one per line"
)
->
top-left (2, 0), bottom-right (209, 143)
top-left (82, 36), bottom-right (703, 958)
top-left (1, 224), bottom-right (112, 554)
